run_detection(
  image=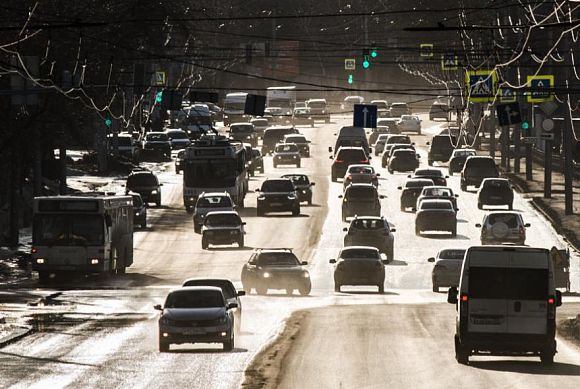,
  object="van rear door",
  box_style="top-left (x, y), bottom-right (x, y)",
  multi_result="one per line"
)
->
top-left (467, 266), bottom-right (509, 333)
